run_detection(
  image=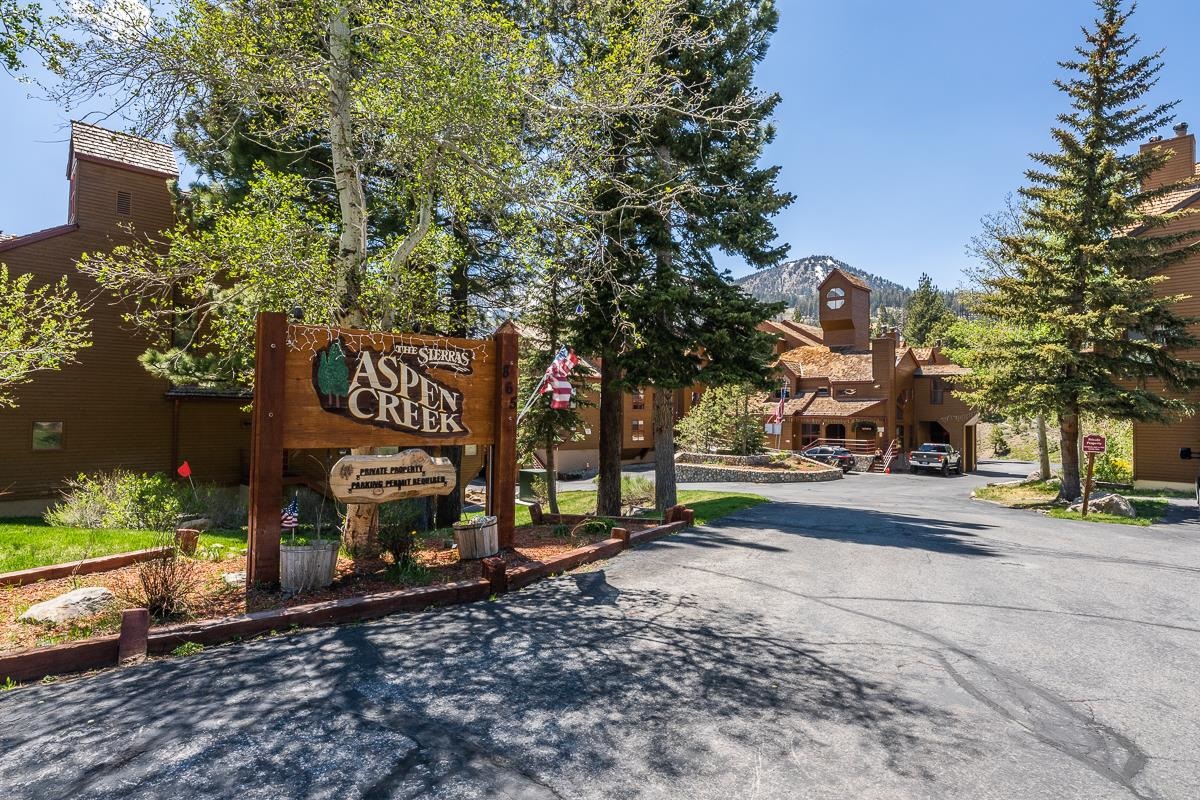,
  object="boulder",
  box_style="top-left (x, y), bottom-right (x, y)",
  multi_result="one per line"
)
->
top-left (1068, 493), bottom-right (1135, 518)
top-left (19, 587), bottom-right (115, 625)
top-left (179, 517), bottom-right (212, 531)
top-left (222, 571), bottom-right (246, 588)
